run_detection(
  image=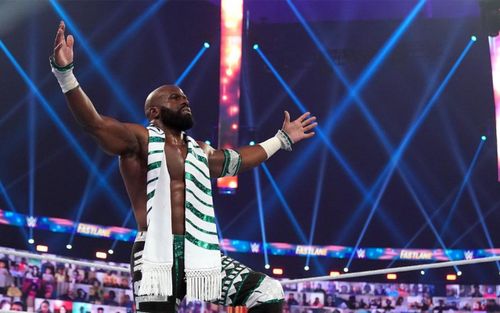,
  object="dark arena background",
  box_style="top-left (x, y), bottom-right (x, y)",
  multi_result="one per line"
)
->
top-left (0, 0), bottom-right (499, 312)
